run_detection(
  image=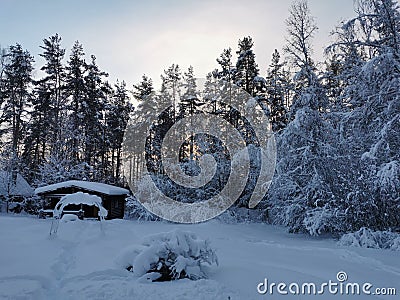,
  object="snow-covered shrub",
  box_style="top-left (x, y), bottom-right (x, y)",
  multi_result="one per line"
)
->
top-left (8, 201), bottom-right (22, 213)
top-left (339, 227), bottom-right (400, 251)
top-left (282, 203), bottom-right (307, 233)
top-left (303, 206), bottom-right (345, 236)
top-left (21, 195), bottom-right (43, 215)
top-left (124, 195), bottom-right (160, 221)
top-left (116, 229), bottom-right (218, 281)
